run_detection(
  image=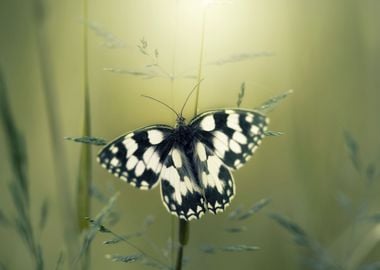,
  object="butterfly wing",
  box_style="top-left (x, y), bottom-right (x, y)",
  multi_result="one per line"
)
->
top-left (190, 109), bottom-right (269, 170)
top-left (194, 141), bottom-right (235, 214)
top-left (160, 146), bottom-right (207, 221)
top-left (190, 109), bottom-right (268, 214)
top-left (97, 125), bottom-right (174, 190)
